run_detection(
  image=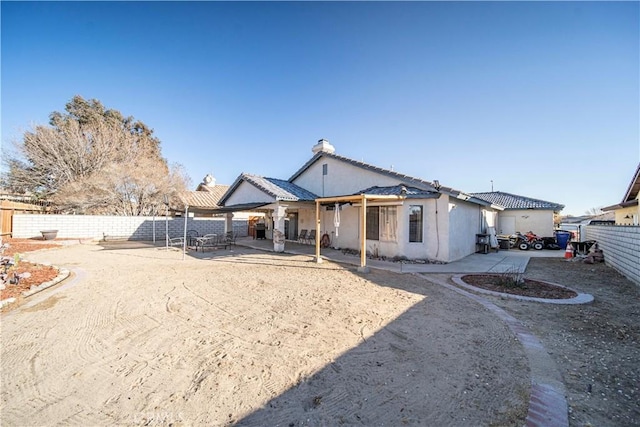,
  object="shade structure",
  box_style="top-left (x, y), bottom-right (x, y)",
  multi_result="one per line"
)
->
top-left (314, 193), bottom-right (406, 272)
